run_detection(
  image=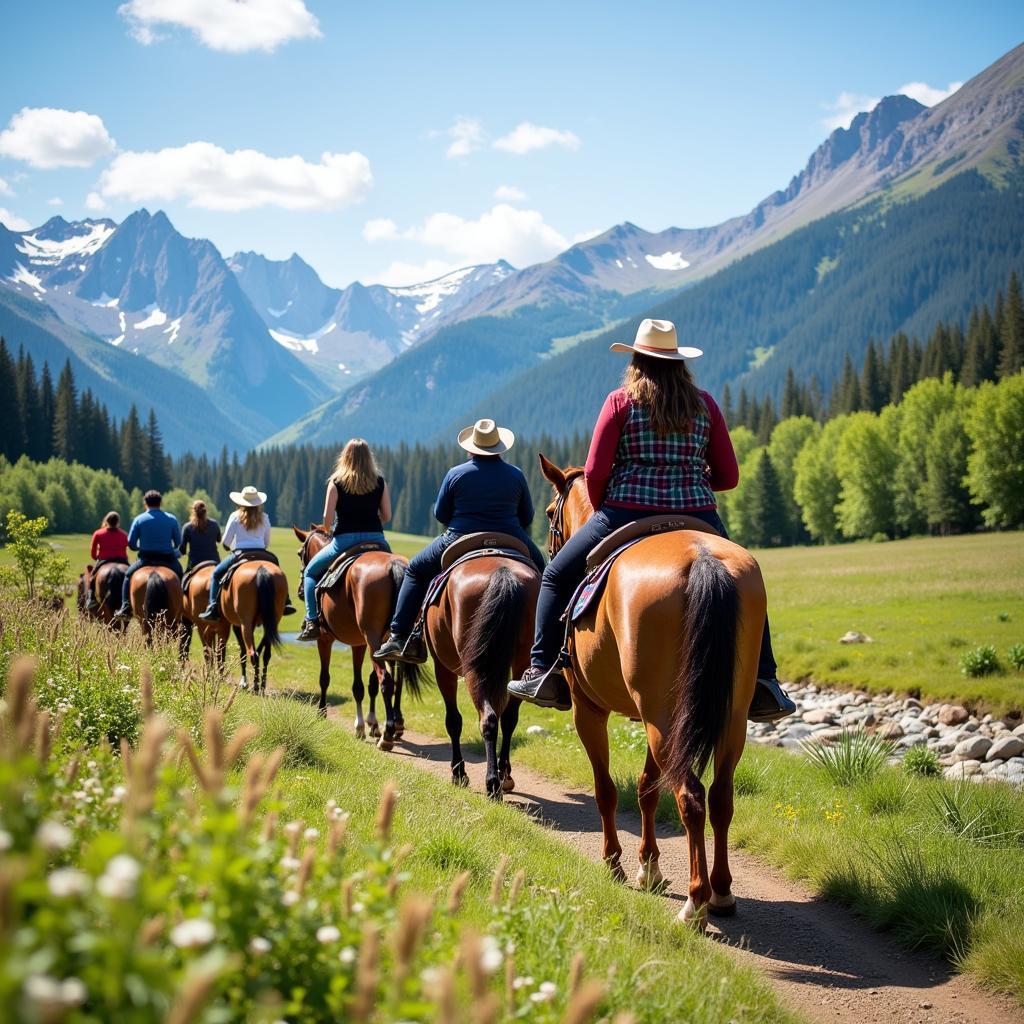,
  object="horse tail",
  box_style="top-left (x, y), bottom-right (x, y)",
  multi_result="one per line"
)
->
top-left (255, 566), bottom-right (282, 651)
top-left (462, 565), bottom-right (526, 714)
top-left (144, 570), bottom-right (169, 621)
top-left (104, 565), bottom-right (126, 612)
top-left (662, 546), bottom-right (738, 791)
top-left (386, 557), bottom-right (422, 700)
